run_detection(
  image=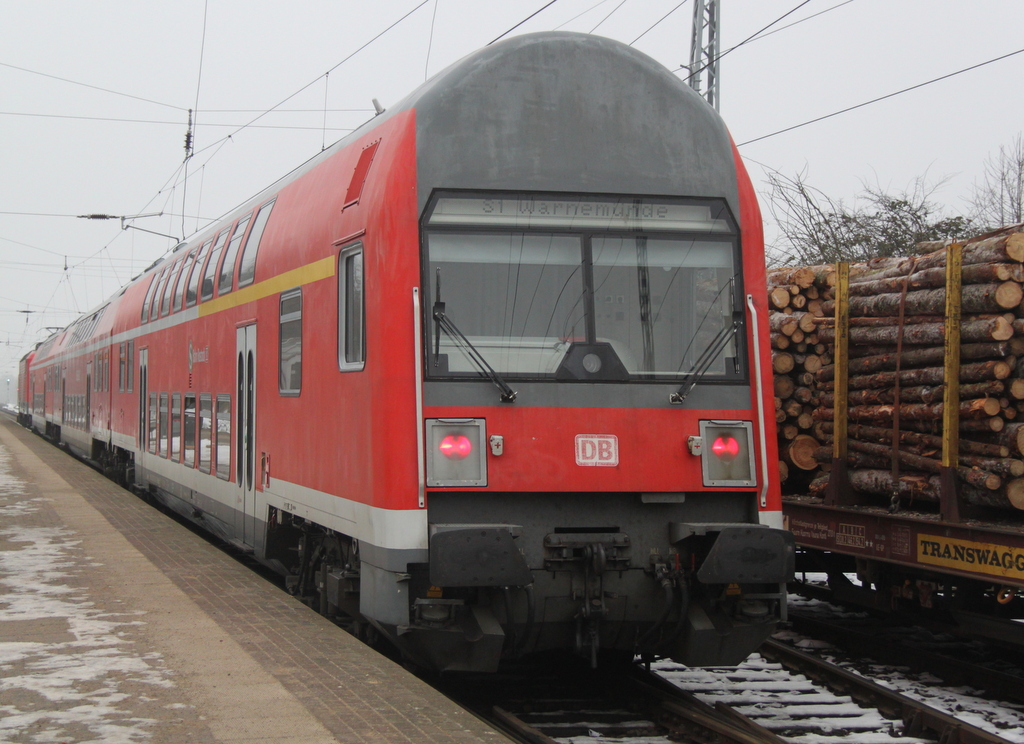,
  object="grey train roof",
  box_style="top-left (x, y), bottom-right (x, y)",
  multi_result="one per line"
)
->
top-left (408, 31), bottom-right (740, 218)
